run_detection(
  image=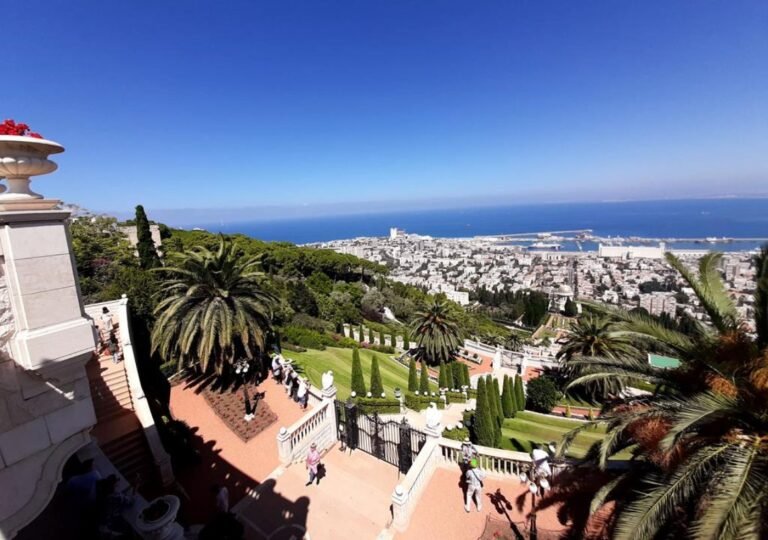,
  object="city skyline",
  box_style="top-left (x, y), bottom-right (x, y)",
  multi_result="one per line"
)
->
top-left (5, 1), bottom-right (768, 214)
